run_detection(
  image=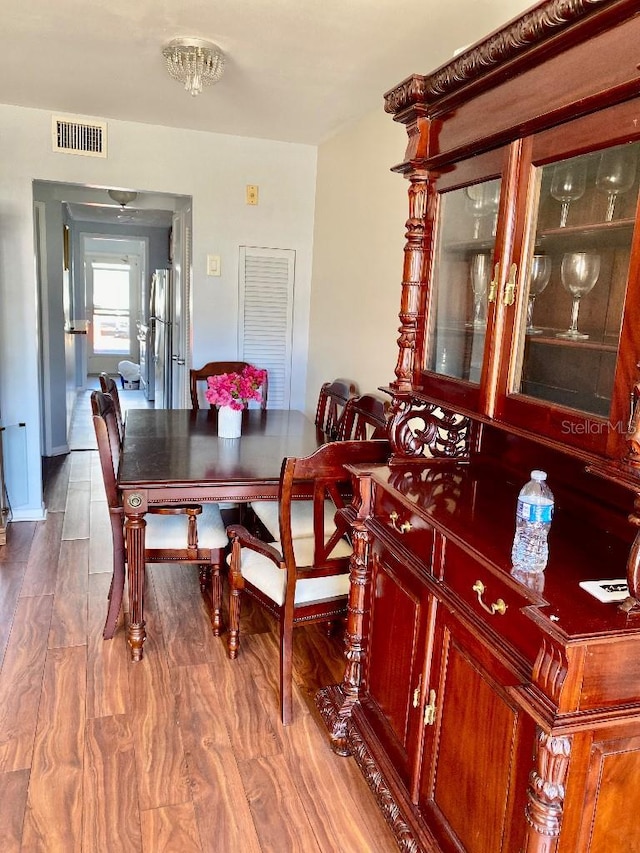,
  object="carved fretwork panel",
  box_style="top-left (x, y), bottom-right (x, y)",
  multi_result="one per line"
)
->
top-left (388, 395), bottom-right (470, 462)
top-left (524, 729), bottom-right (571, 851)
